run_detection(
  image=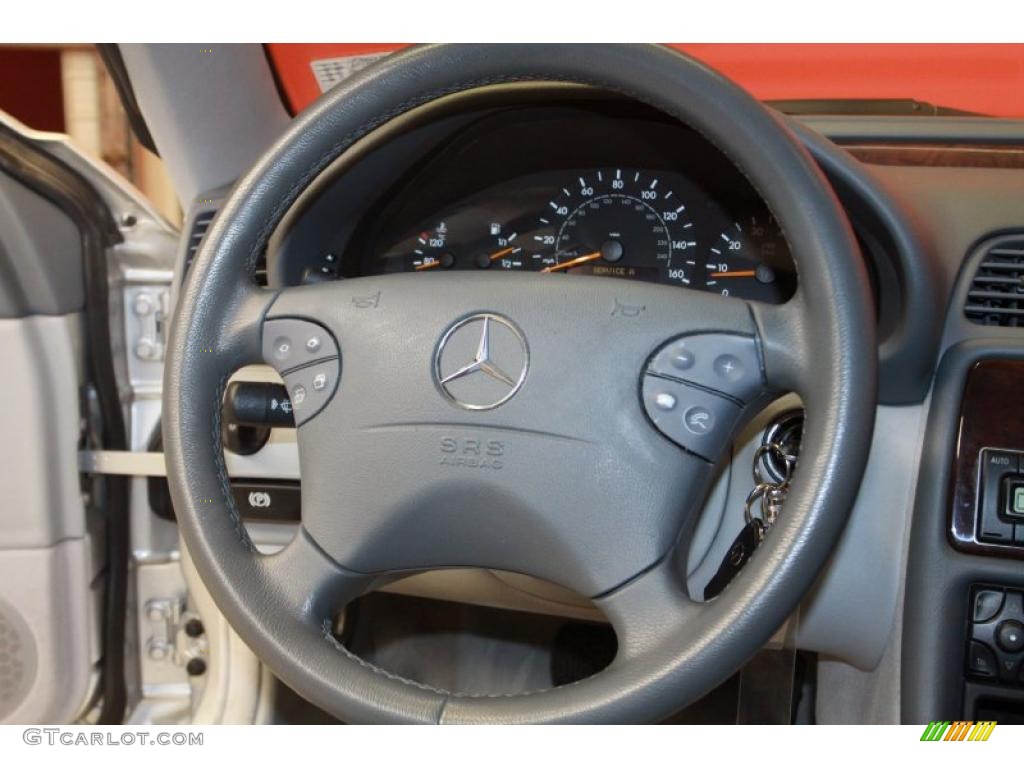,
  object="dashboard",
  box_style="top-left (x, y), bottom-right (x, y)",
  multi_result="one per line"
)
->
top-left (272, 99), bottom-right (798, 304)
